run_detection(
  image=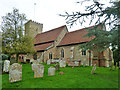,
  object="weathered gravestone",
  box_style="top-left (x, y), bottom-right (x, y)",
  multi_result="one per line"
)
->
top-left (68, 60), bottom-right (80, 67)
top-left (59, 71), bottom-right (64, 75)
top-left (68, 61), bottom-right (74, 66)
top-left (47, 59), bottom-right (51, 65)
top-left (48, 67), bottom-right (55, 76)
top-left (24, 56), bottom-right (26, 62)
top-left (32, 61), bottom-right (39, 71)
top-left (34, 64), bottom-right (44, 78)
top-left (32, 60), bottom-right (39, 64)
top-left (83, 59), bottom-right (87, 67)
top-left (37, 58), bottom-right (43, 63)
top-left (74, 61), bottom-right (79, 66)
top-left (3, 60), bottom-right (10, 73)
top-left (59, 60), bottom-right (66, 67)
top-left (91, 64), bottom-right (96, 74)
top-left (54, 64), bottom-right (59, 71)
top-left (30, 58), bottom-right (34, 64)
top-left (9, 63), bottom-right (22, 83)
